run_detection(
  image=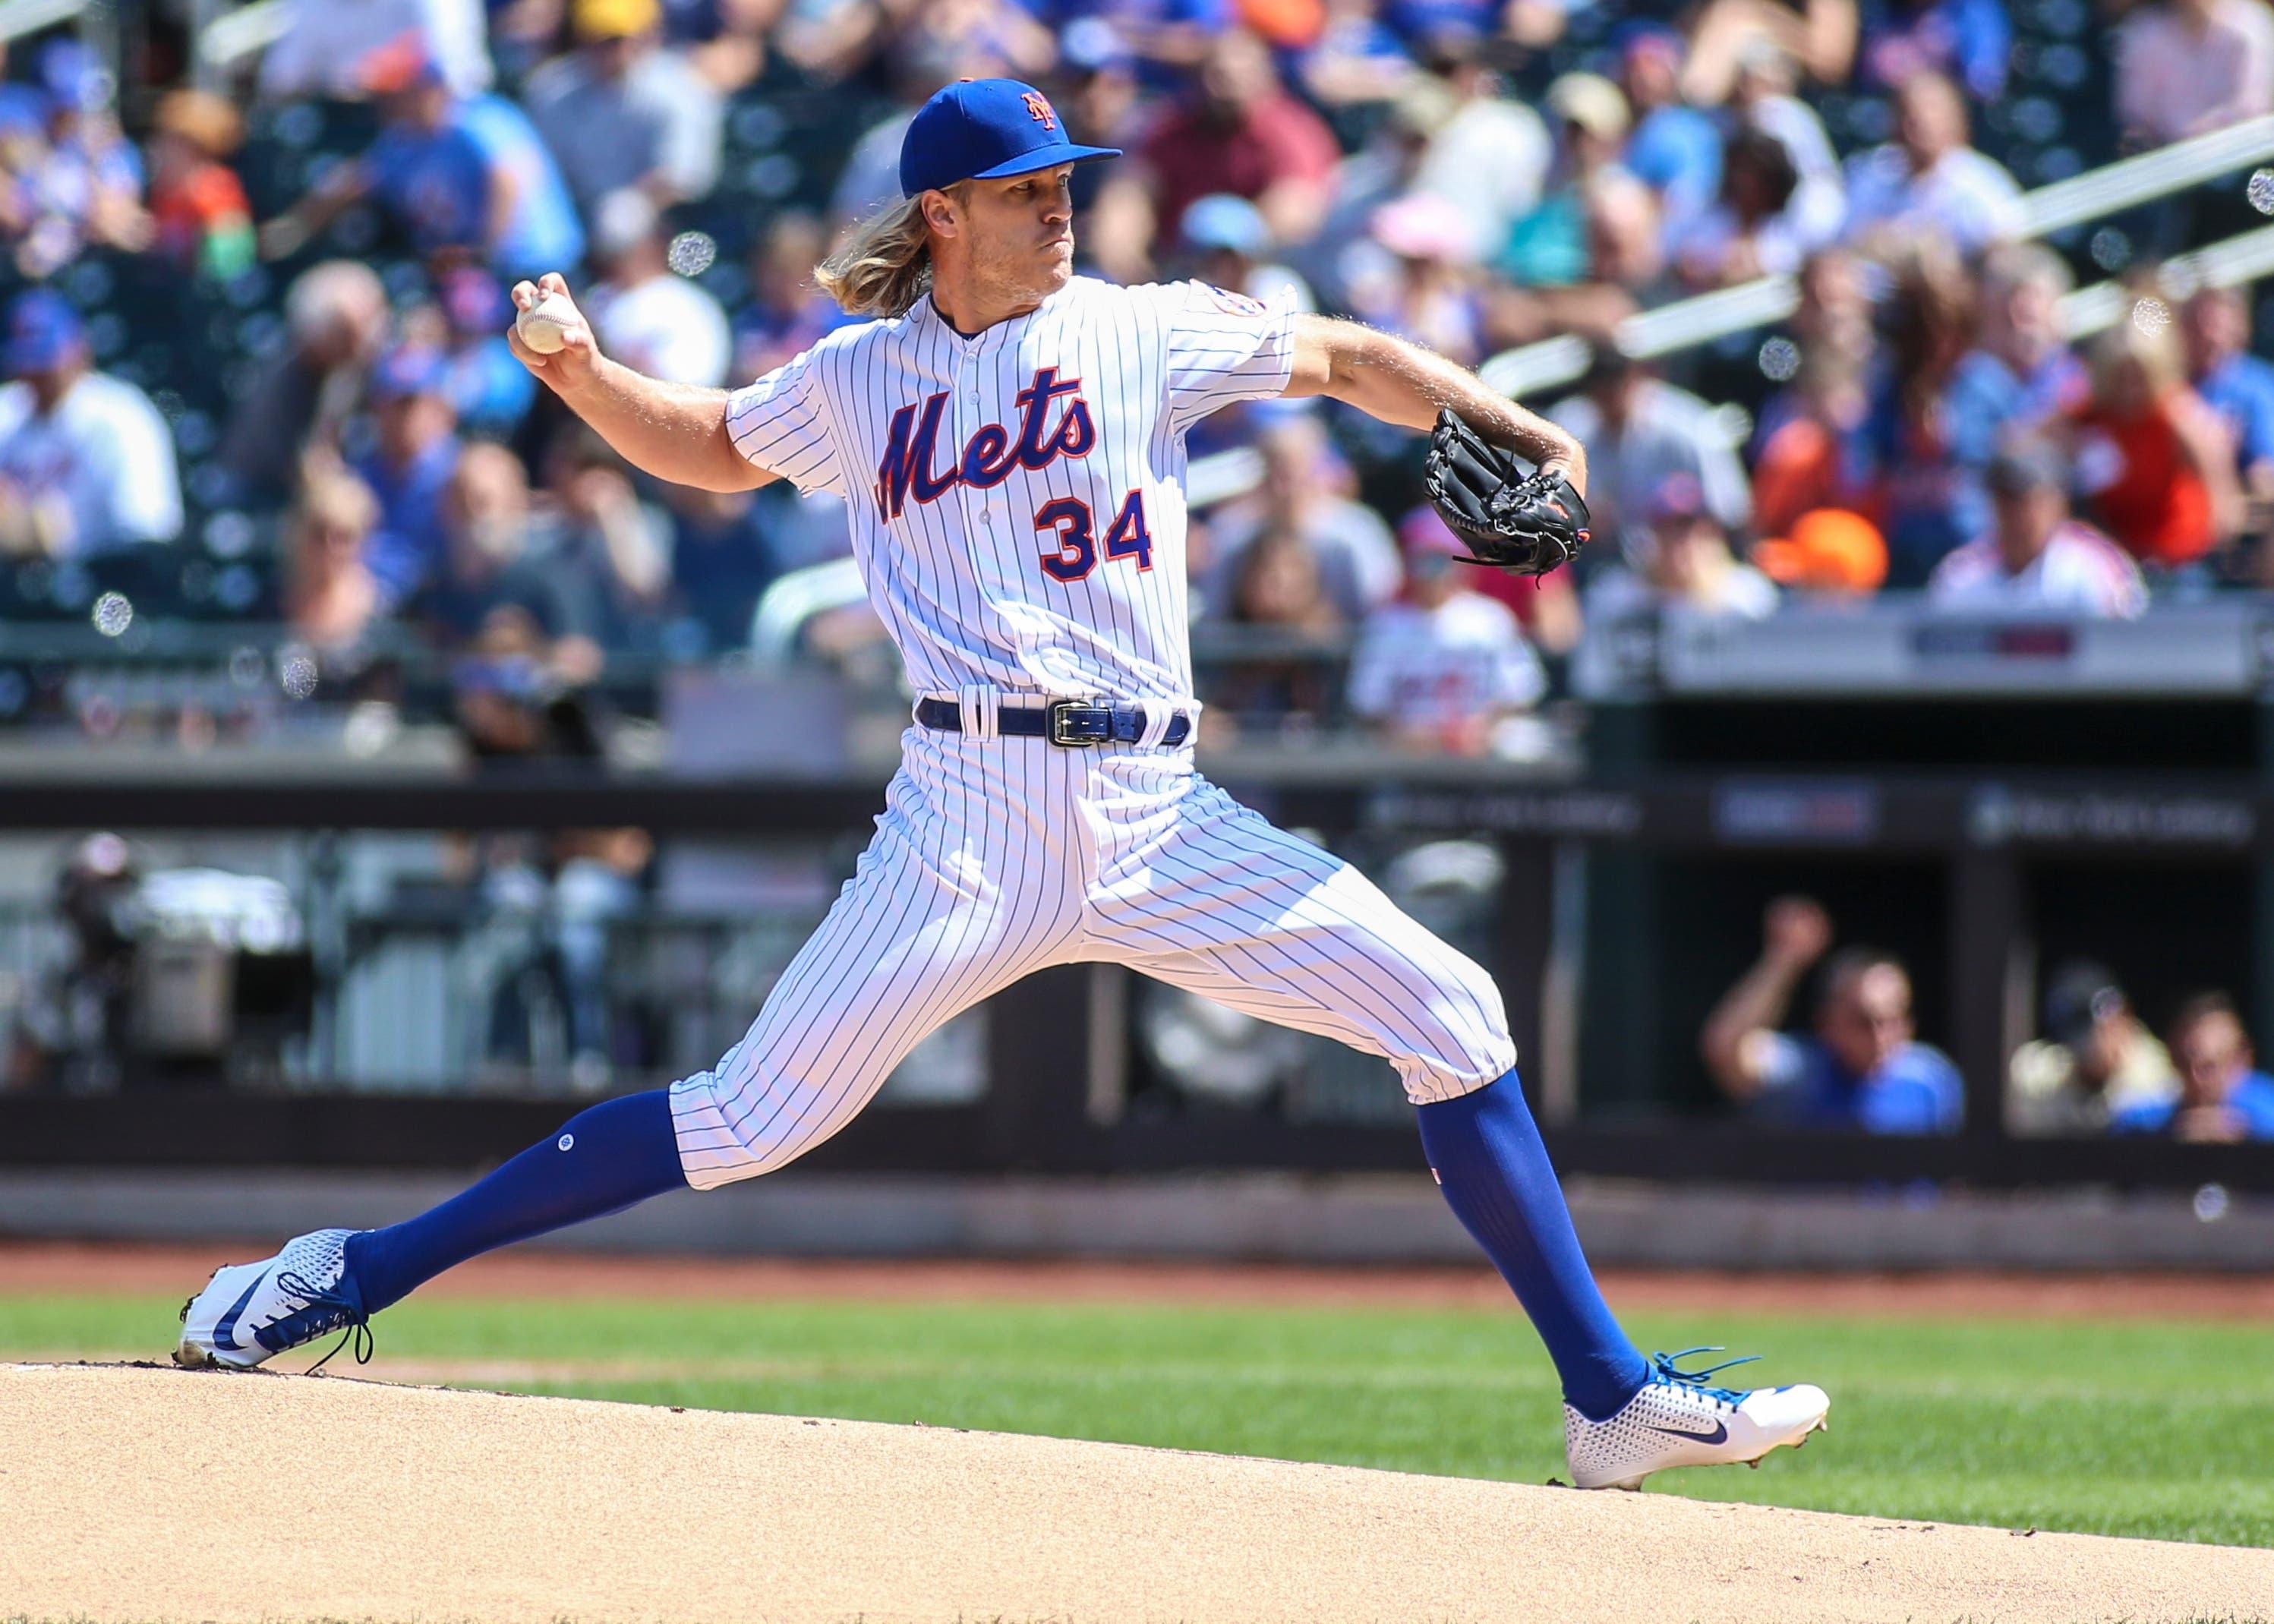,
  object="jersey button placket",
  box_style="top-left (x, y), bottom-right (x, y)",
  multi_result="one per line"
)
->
top-left (965, 338), bottom-right (1002, 534)
top-left (953, 345), bottom-right (994, 542)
